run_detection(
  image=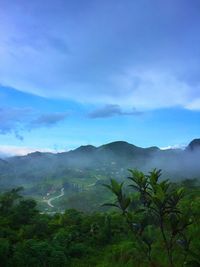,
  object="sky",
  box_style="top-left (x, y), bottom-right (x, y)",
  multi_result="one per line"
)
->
top-left (0, 0), bottom-right (200, 156)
